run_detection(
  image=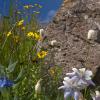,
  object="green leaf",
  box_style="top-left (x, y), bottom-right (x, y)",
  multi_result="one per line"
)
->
top-left (0, 64), bottom-right (5, 76)
top-left (14, 95), bottom-right (18, 100)
top-left (14, 68), bottom-right (25, 83)
top-left (0, 88), bottom-right (10, 100)
top-left (7, 61), bottom-right (18, 73)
